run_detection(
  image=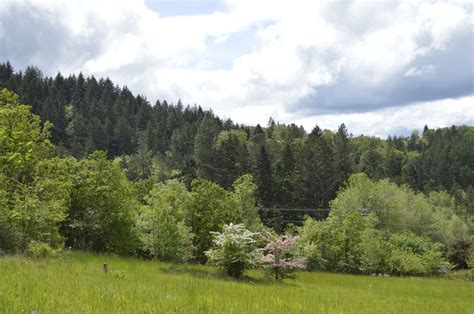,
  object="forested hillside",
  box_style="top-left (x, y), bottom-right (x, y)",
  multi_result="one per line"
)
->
top-left (0, 62), bottom-right (472, 212)
top-left (1, 62), bottom-right (473, 277)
